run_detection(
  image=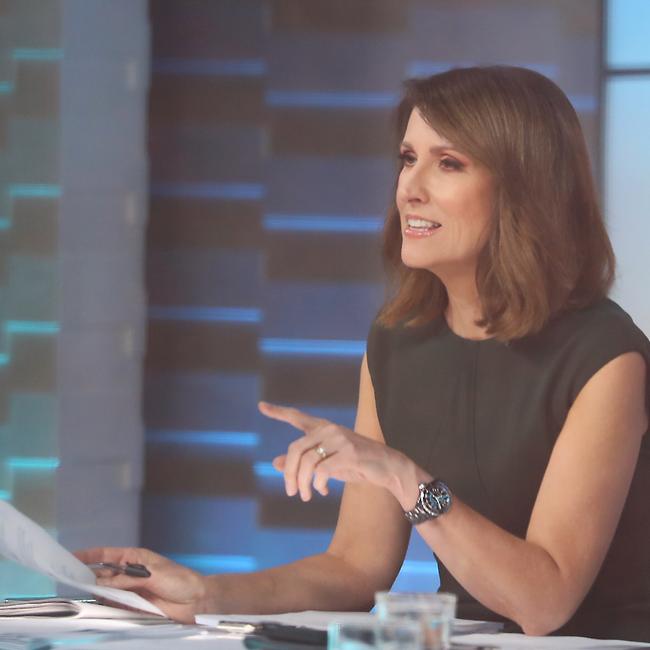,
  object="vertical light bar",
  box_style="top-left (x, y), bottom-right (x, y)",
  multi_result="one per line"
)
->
top-left (604, 0), bottom-right (650, 336)
top-left (604, 76), bottom-right (650, 335)
top-left (606, 0), bottom-right (650, 69)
